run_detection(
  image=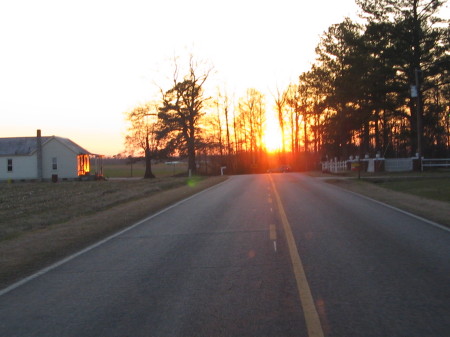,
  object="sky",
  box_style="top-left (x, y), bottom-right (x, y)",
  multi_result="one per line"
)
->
top-left (2, 0), bottom-right (444, 156)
